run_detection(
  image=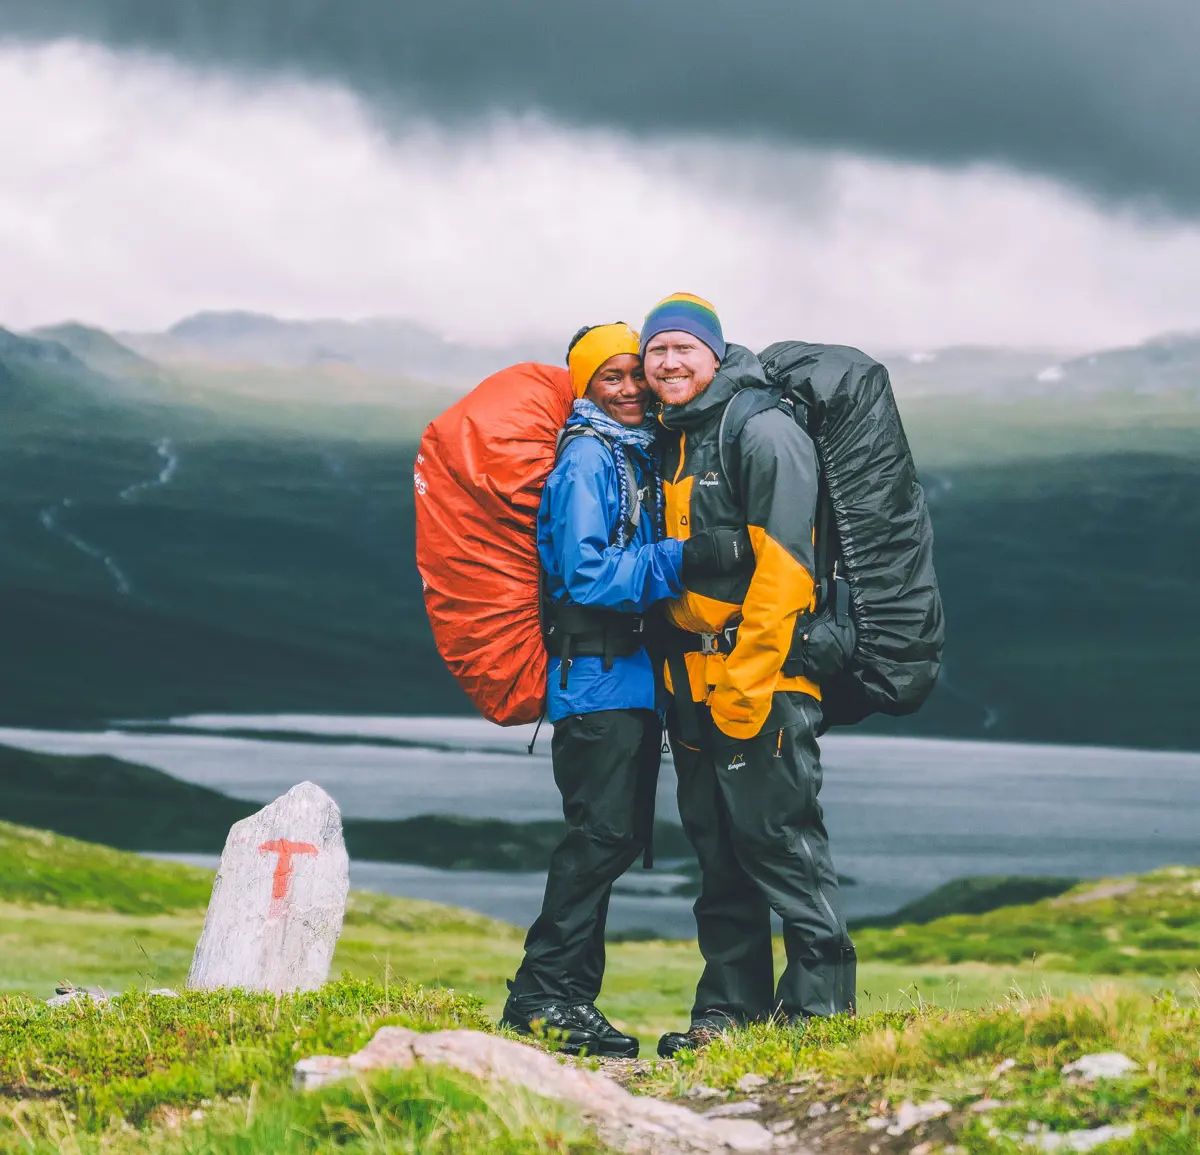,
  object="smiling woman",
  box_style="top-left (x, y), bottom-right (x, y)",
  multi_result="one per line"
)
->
top-left (4, 42), bottom-right (1200, 350)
